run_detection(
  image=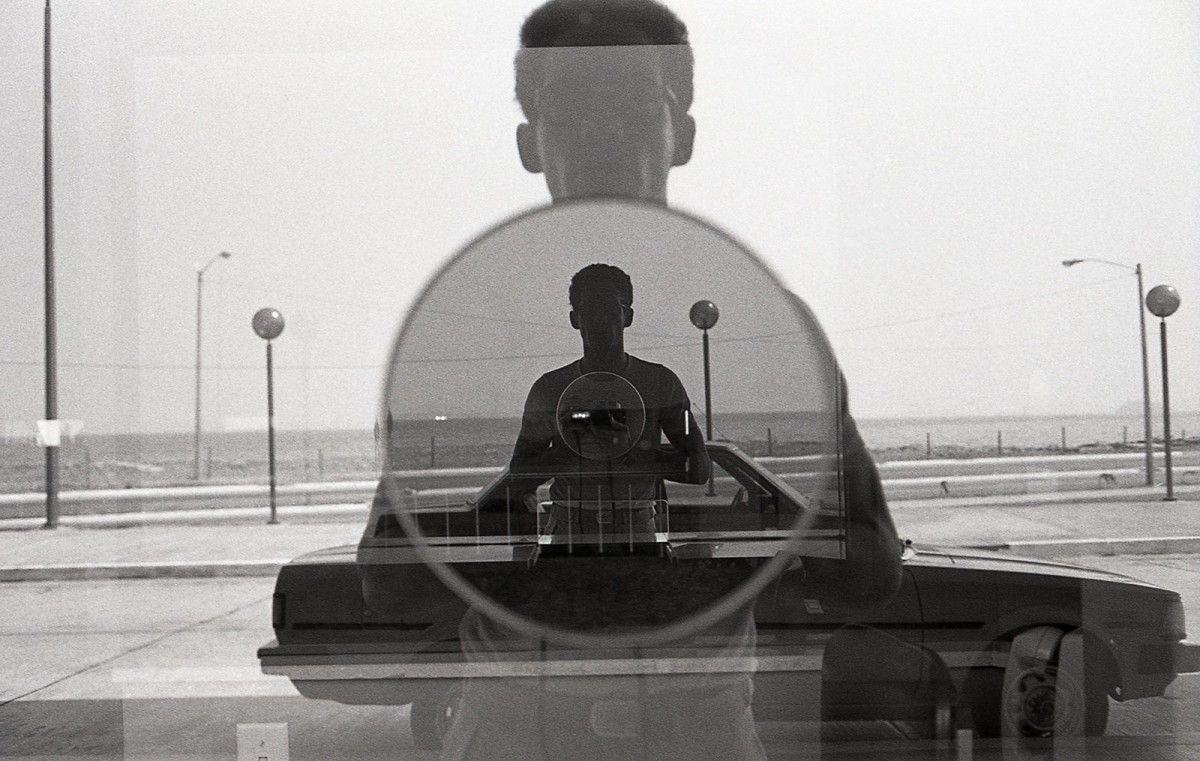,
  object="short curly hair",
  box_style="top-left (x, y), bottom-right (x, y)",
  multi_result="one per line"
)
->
top-left (570, 263), bottom-right (634, 308)
top-left (514, 0), bottom-right (693, 121)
